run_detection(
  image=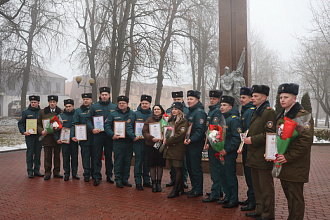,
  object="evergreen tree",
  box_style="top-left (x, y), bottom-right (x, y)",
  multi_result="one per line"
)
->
top-left (301, 92), bottom-right (312, 113)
